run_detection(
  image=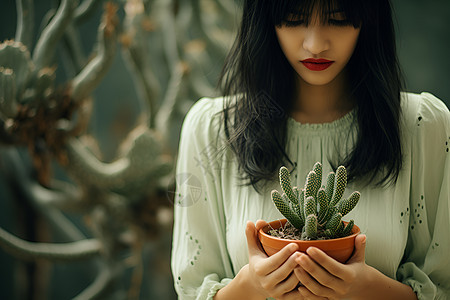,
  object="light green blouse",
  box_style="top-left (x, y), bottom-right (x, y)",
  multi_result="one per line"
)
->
top-left (171, 92), bottom-right (450, 300)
